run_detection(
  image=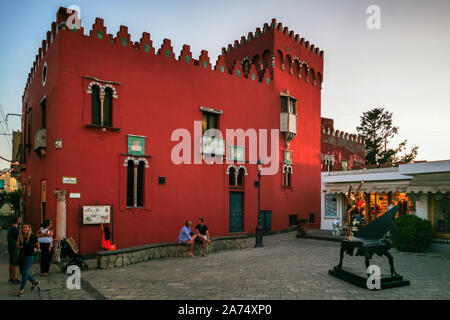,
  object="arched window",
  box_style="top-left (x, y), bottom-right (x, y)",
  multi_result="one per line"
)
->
top-left (285, 55), bottom-right (292, 74)
top-left (91, 85), bottom-right (101, 125)
top-left (276, 50), bottom-right (284, 70)
top-left (262, 50), bottom-right (271, 70)
top-left (301, 63), bottom-right (308, 81)
top-left (126, 158), bottom-right (148, 208)
top-left (292, 59), bottom-right (300, 78)
top-left (126, 160), bottom-right (134, 207)
top-left (103, 87), bottom-right (113, 127)
top-left (242, 59), bottom-right (251, 77)
top-left (229, 167), bottom-right (236, 186)
top-left (137, 161), bottom-right (145, 207)
top-left (309, 68), bottom-right (316, 86)
top-left (237, 168), bottom-right (245, 186)
top-left (283, 165), bottom-right (292, 187)
top-left (252, 55), bottom-right (260, 70)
